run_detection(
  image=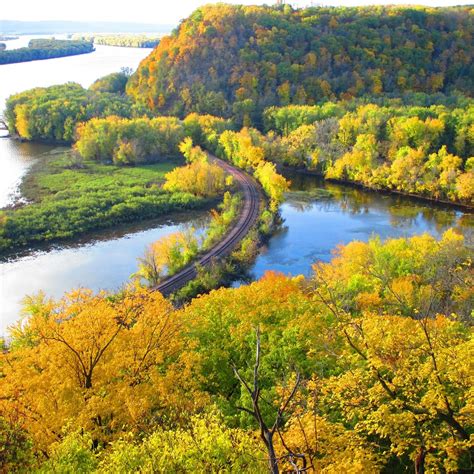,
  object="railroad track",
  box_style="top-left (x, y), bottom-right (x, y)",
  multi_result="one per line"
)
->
top-left (154, 154), bottom-right (262, 296)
